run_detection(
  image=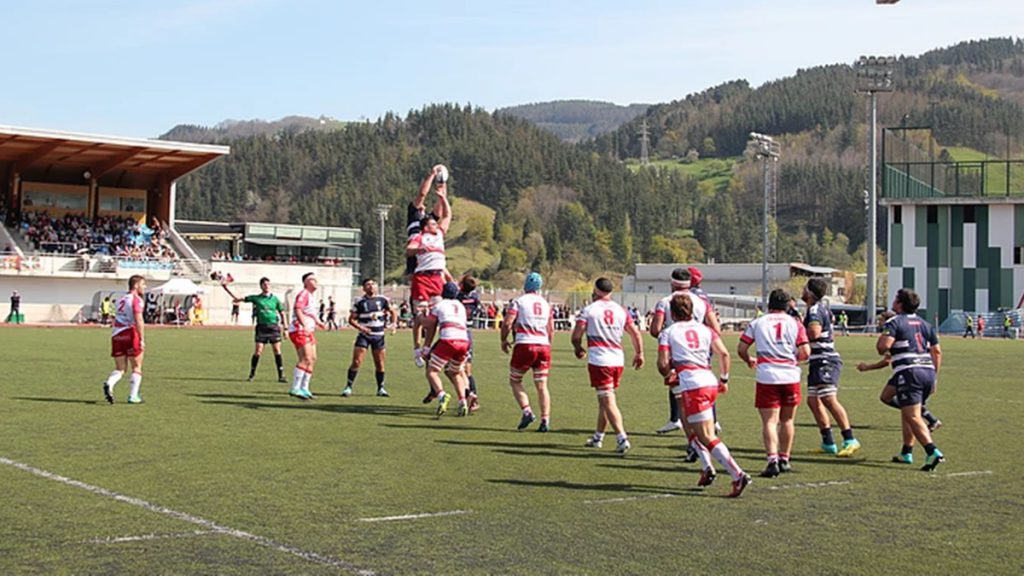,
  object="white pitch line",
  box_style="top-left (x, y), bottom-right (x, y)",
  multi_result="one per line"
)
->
top-left (357, 509), bottom-right (472, 523)
top-left (930, 470), bottom-right (993, 479)
top-left (767, 480), bottom-right (853, 491)
top-left (584, 493), bottom-right (677, 505)
top-left (87, 530), bottom-right (218, 544)
top-left (0, 456), bottom-right (374, 576)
